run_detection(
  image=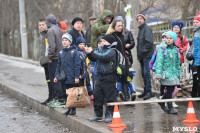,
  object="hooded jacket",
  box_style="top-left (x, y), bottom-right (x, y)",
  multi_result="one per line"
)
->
top-left (193, 27), bottom-right (200, 66)
top-left (91, 10), bottom-right (113, 49)
top-left (46, 14), bottom-right (63, 60)
top-left (137, 23), bottom-right (154, 60)
top-left (55, 45), bottom-right (81, 84)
